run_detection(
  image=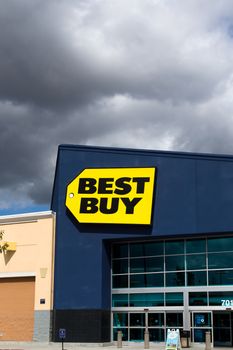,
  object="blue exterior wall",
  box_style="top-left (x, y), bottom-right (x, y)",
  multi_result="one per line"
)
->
top-left (51, 144), bottom-right (233, 341)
